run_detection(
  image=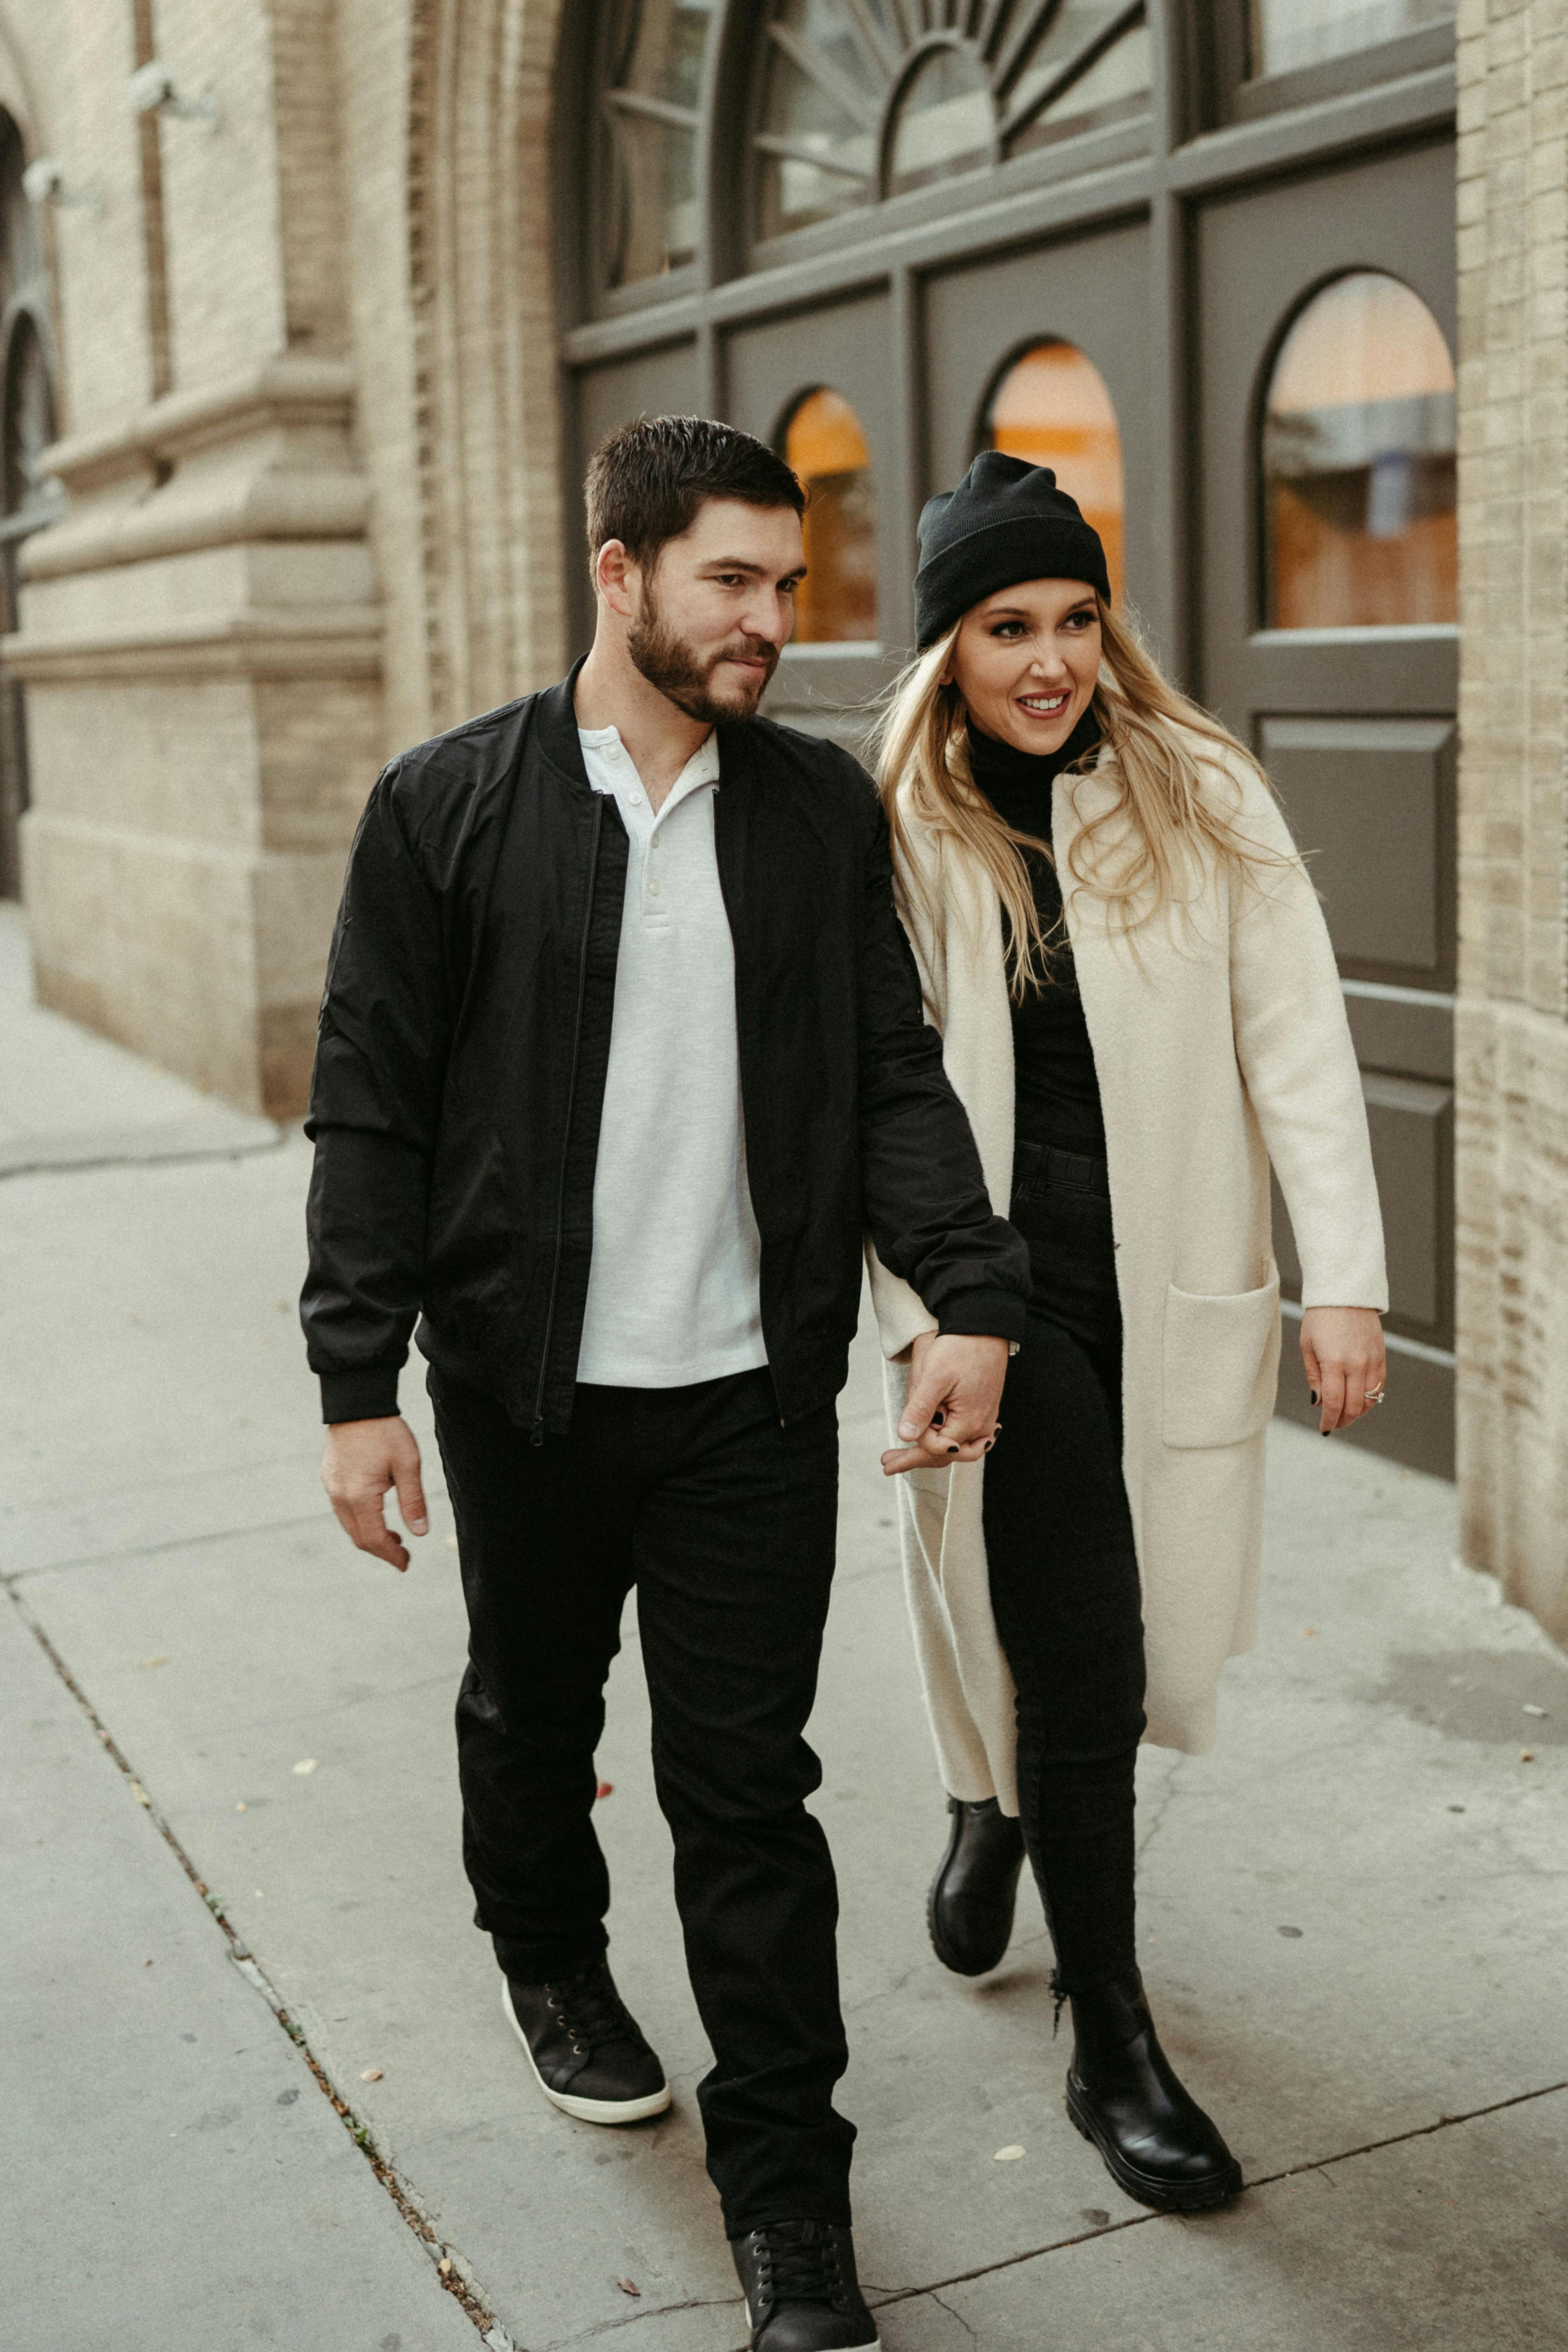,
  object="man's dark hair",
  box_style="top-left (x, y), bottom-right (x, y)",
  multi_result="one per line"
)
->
top-left (585, 414), bottom-right (805, 576)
